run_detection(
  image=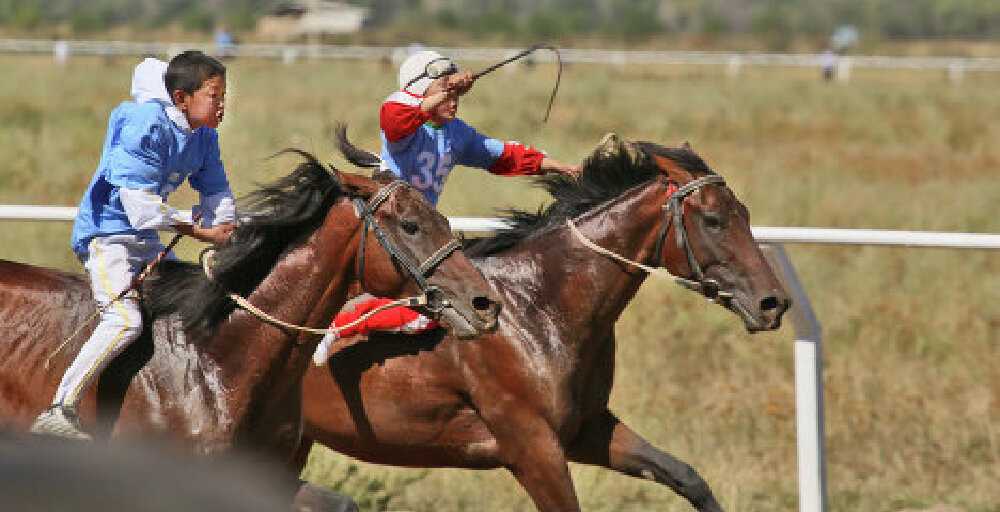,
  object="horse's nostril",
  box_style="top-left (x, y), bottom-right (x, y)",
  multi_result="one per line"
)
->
top-left (760, 296), bottom-right (780, 312)
top-left (472, 296), bottom-right (492, 311)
